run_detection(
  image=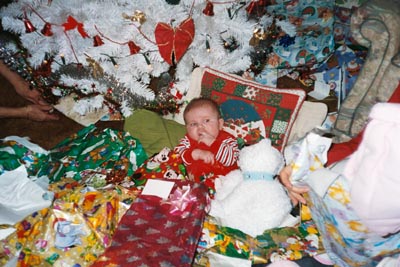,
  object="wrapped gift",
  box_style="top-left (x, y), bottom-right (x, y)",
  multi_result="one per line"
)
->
top-left (92, 181), bottom-right (209, 267)
top-left (0, 179), bottom-right (136, 267)
top-left (195, 207), bottom-right (323, 266)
